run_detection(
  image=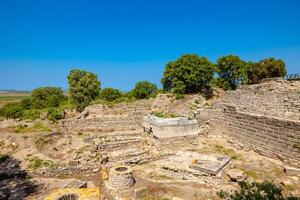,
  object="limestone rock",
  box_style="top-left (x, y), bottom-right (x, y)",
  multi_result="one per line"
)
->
top-left (227, 169), bottom-right (247, 182)
top-left (284, 166), bottom-right (300, 176)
